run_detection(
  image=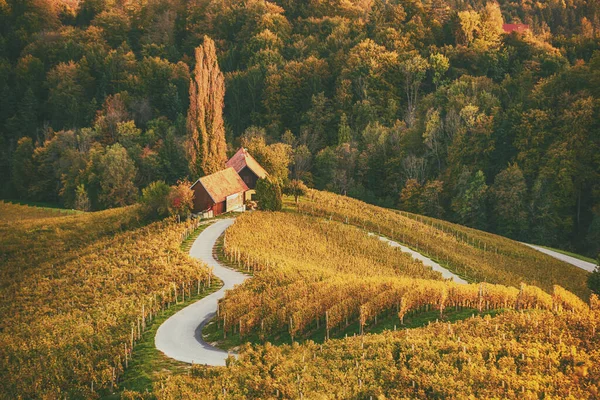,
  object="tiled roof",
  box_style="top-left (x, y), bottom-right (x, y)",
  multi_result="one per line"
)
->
top-left (503, 24), bottom-right (529, 33)
top-left (192, 167), bottom-right (249, 203)
top-left (226, 148), bottom-right (269, 179)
